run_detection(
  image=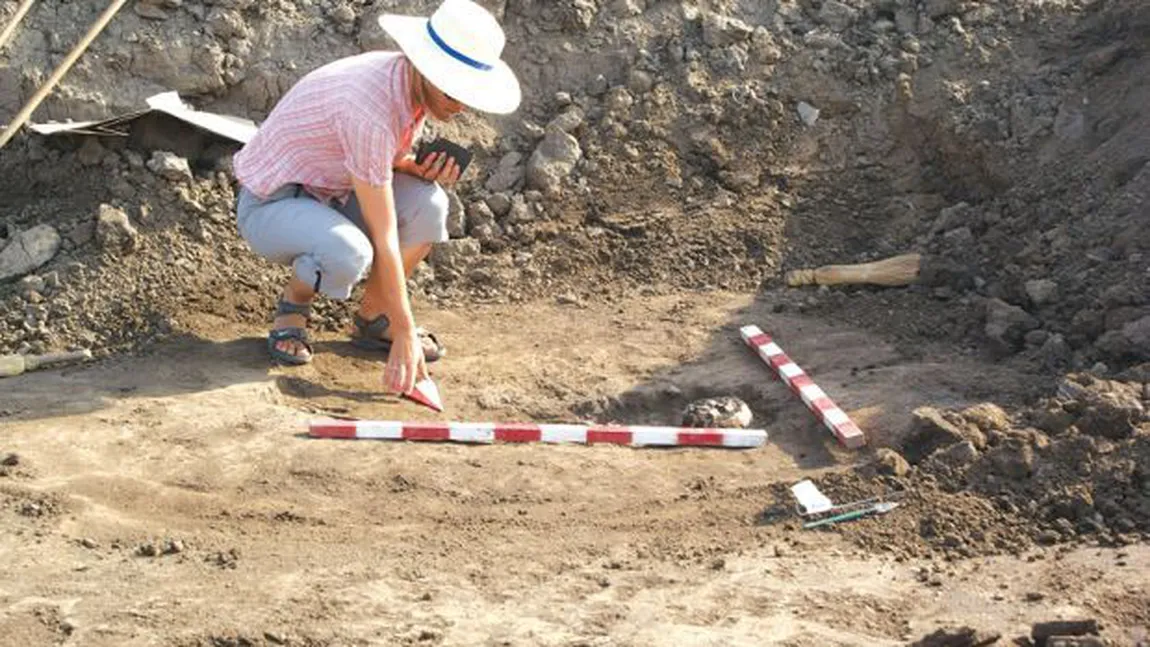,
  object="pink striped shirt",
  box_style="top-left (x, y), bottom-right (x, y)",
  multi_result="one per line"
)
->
top-left (234, 51), bottom-right (425, 203)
